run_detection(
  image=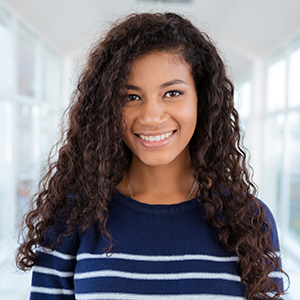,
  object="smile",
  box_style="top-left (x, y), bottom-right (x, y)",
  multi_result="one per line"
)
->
top-left (137, 130), bottom-right (175, 142)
